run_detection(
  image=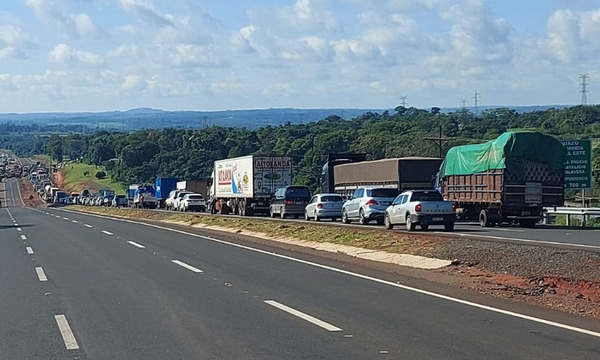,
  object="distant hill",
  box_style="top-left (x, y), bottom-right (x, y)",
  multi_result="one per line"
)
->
top-left (0, 105), bottom-right (573, 131)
